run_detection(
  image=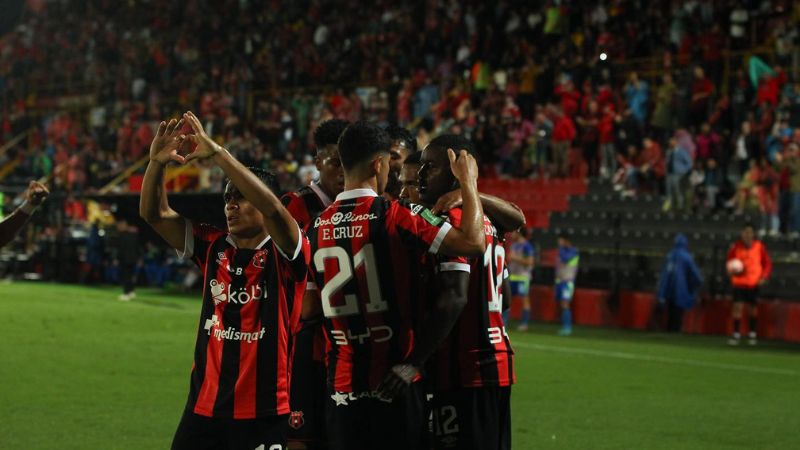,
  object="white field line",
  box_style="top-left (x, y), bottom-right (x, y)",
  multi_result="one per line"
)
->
top-left (513, 342), bottom-right (798, 376)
